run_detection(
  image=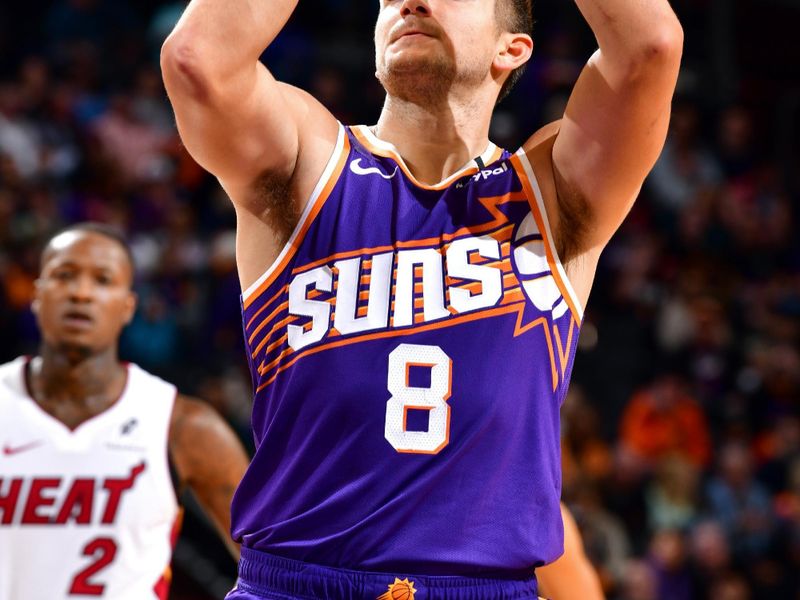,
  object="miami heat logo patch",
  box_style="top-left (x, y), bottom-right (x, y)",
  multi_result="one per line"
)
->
top-left (377, 577), bottom-right (417, 600)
